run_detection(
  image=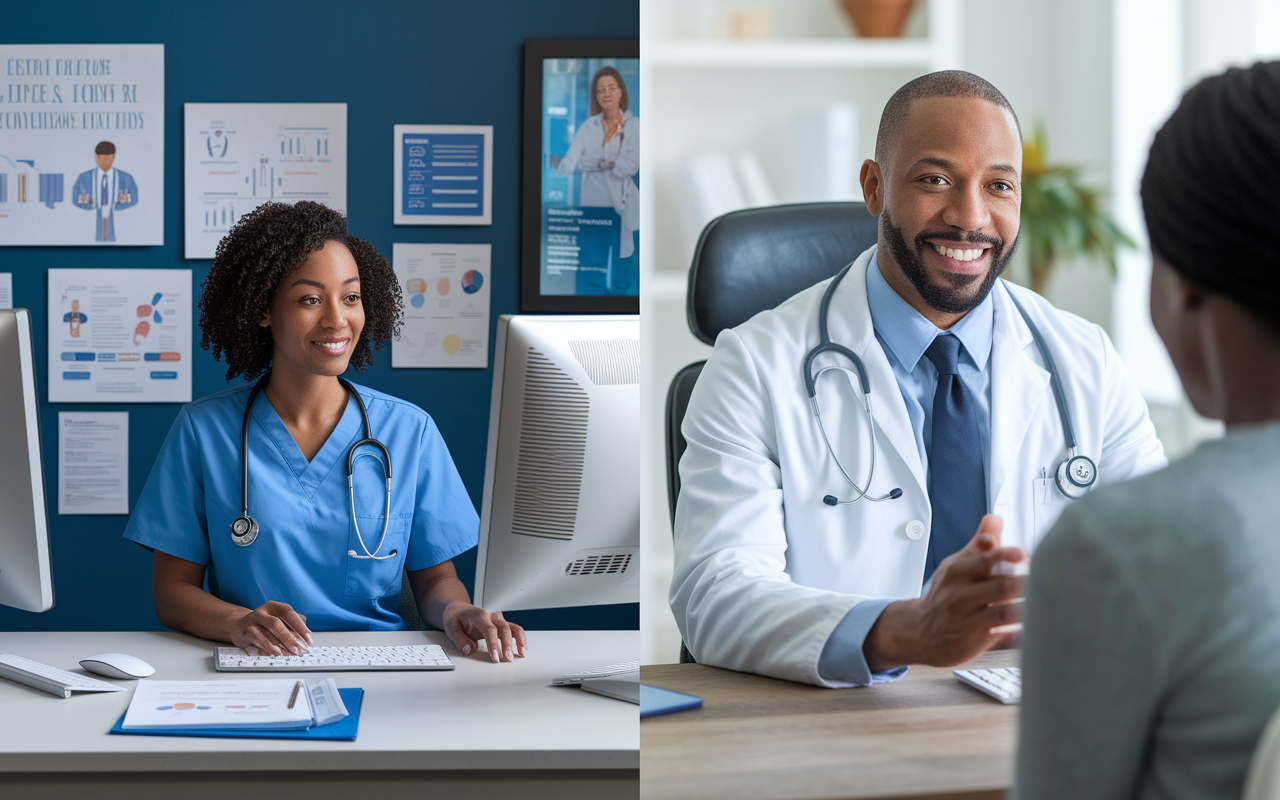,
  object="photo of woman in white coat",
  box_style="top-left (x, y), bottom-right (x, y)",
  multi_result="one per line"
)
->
top-left (554, 65), bottom-right (638, 295)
